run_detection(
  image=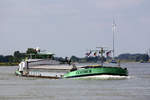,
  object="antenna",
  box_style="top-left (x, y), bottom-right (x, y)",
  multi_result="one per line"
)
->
top-left (149, 49), bottom-right (150, 56)
top-left (147, 48), bottom-right (150, 56)
top-left (112, 18), bottom-right (116, 59)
